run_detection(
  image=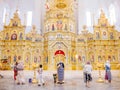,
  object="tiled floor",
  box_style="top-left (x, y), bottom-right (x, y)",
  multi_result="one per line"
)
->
top-left (0, 70), bottom-right (120, 90)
